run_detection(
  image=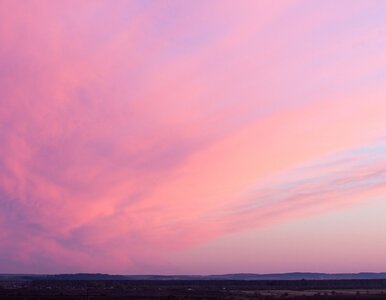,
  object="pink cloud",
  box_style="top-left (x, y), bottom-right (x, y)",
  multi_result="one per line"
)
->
top-left (1, 0), bottom-right (386, 273)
